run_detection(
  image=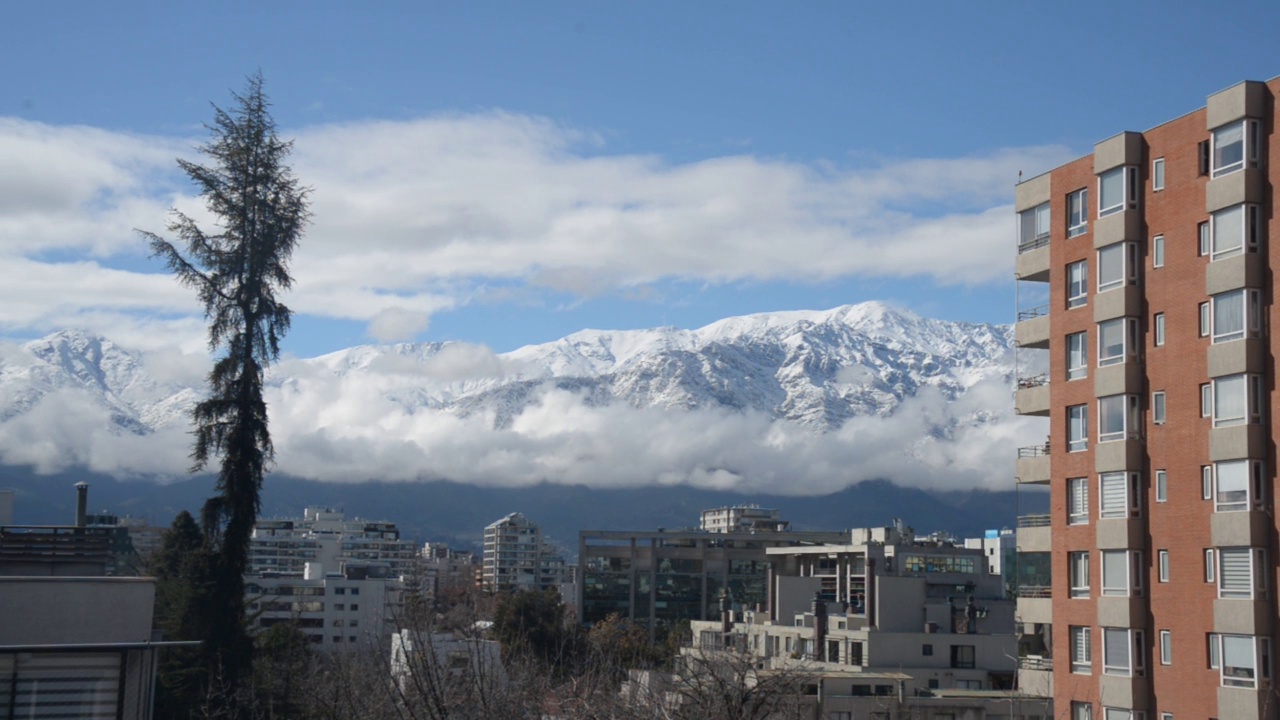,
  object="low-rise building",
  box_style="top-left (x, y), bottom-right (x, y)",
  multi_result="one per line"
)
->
top-left (685, 522), bottom-right (1052, 719)
top-left (699, 505), bottom-right (789, 533)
